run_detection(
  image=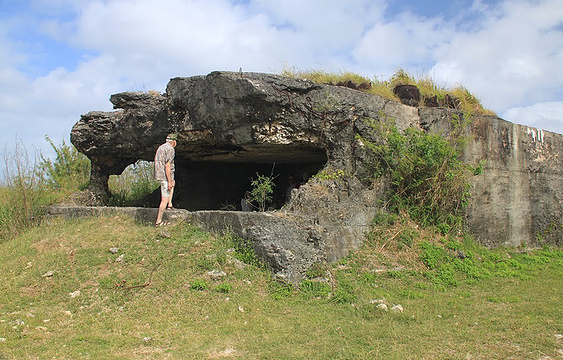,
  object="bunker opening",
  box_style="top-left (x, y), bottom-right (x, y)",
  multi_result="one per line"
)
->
top-left (114, 144), bottom-right (330, 211)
